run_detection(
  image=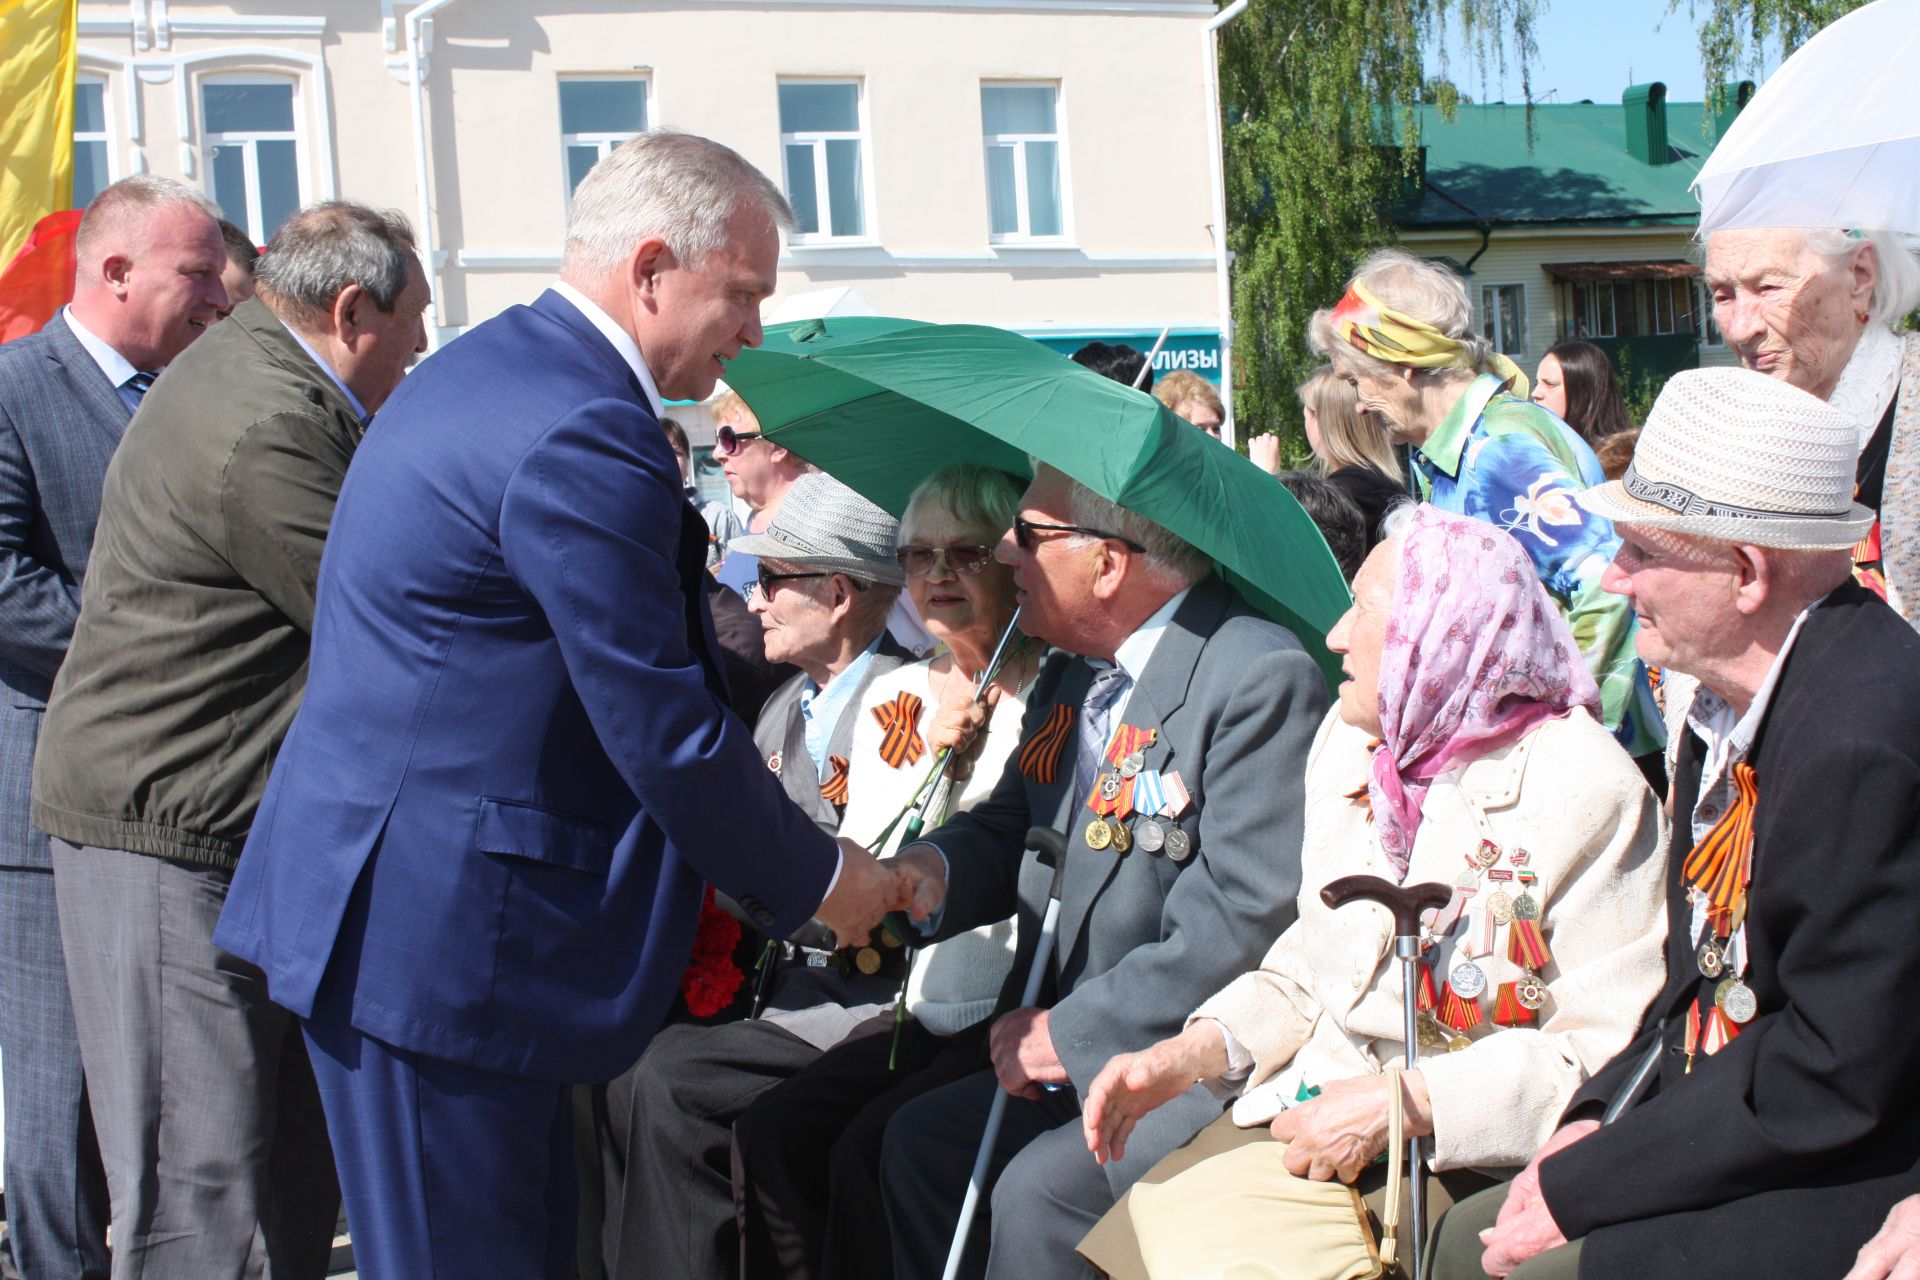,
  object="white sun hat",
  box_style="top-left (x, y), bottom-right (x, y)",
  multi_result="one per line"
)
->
top-left (1576, 365), bottom-right (1875, 550)
top-left (728, 472), bottom-right (907, 586)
